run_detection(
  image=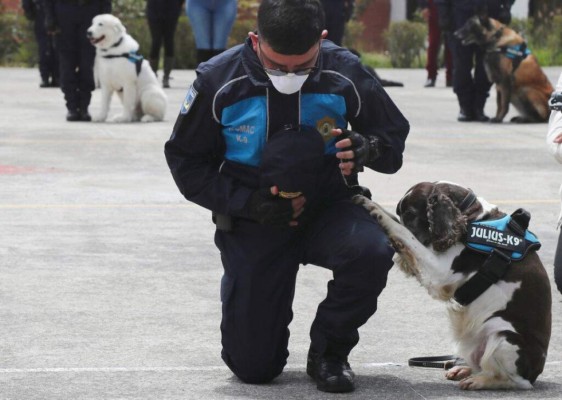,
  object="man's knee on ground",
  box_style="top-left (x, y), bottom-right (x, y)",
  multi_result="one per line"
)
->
top-left (222, 350), bottom-right (285, 384)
